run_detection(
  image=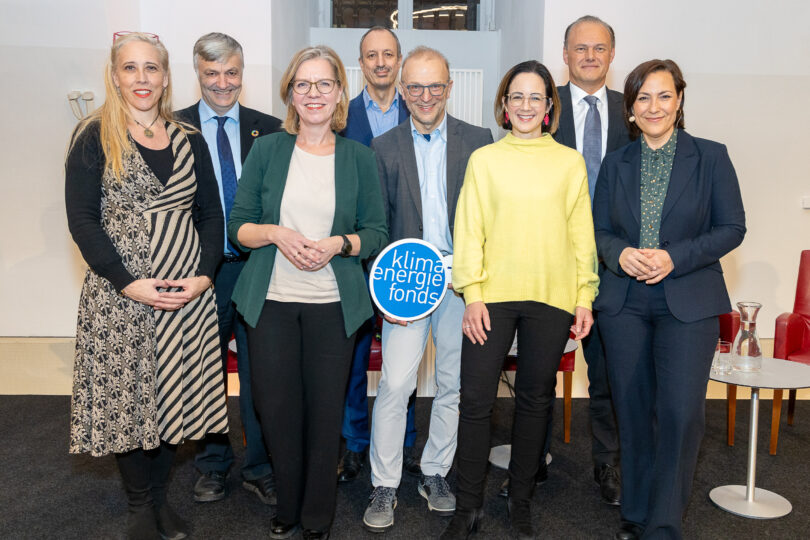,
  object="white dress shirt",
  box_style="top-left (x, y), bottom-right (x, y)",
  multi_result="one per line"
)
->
top-left (570, 82), bottom-right (609, 160)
